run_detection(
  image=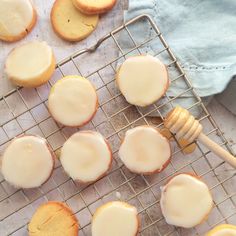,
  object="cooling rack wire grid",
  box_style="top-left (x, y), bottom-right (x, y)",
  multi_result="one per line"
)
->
top-left (0, 14), bottom-right (235, 236)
